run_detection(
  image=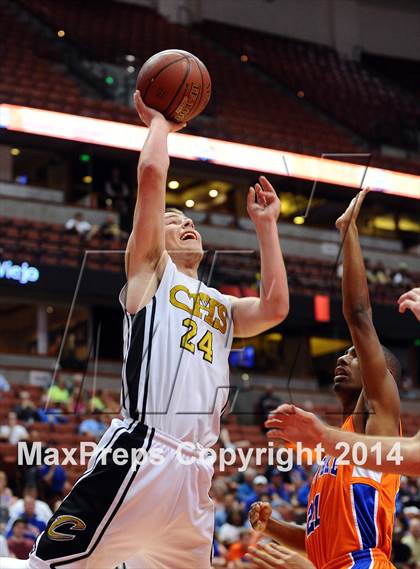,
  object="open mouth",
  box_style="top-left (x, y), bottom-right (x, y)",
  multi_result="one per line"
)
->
top-left (334, 366), bottom-right (348, 382)
top-left (180, 231), bottom-right (198, 241)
